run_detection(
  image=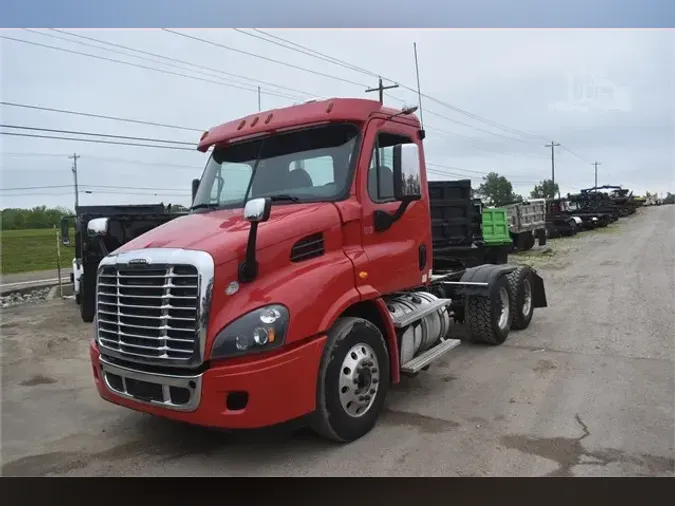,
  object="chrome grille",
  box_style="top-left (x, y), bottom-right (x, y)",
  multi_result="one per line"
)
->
top-left (96, 263), bottom-right (200, 362)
